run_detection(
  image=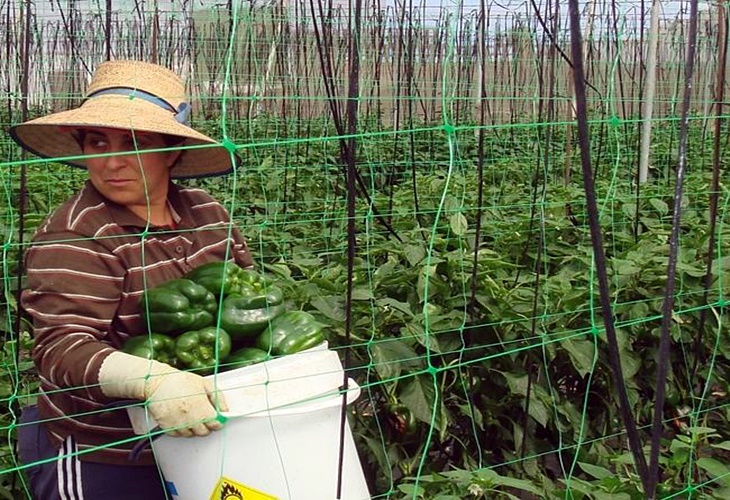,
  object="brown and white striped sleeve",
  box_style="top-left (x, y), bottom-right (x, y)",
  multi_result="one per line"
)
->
top-left (22, 230), bottom-right (125, 403)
